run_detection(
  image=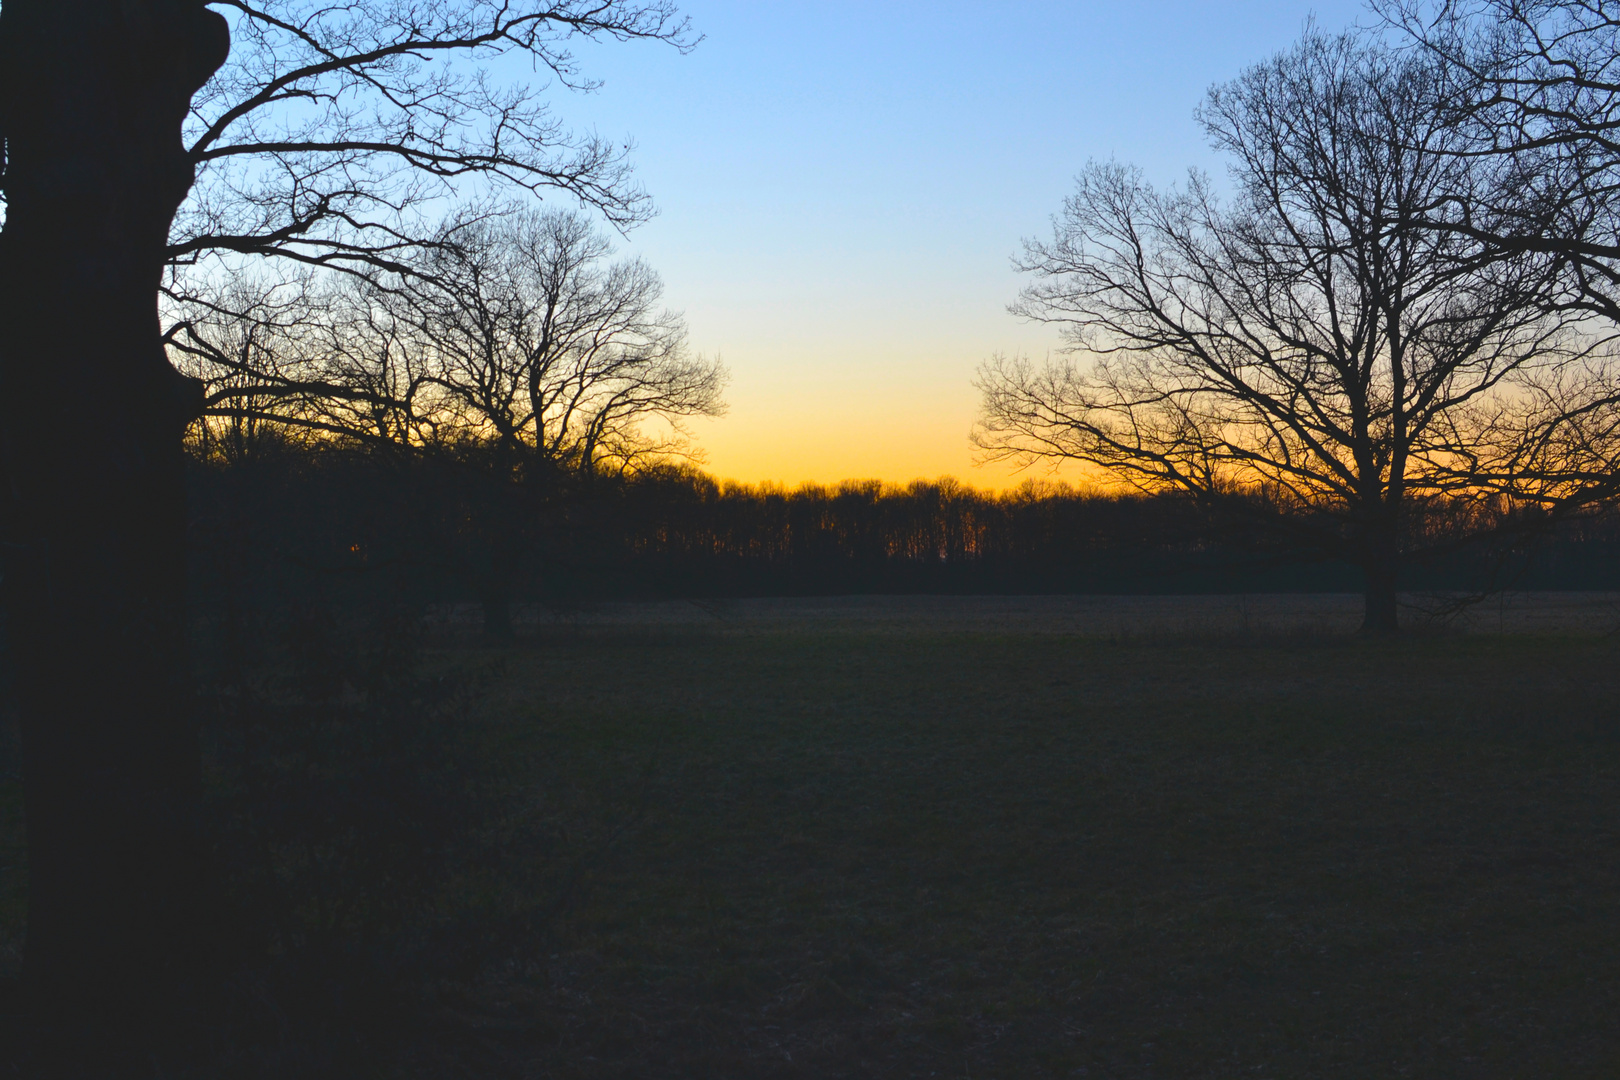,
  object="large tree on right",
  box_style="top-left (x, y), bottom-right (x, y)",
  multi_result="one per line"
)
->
top-left (976, 32), bottom-right (1620, 633)
top-left (1378, 0), bottom-right (1620, 323)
